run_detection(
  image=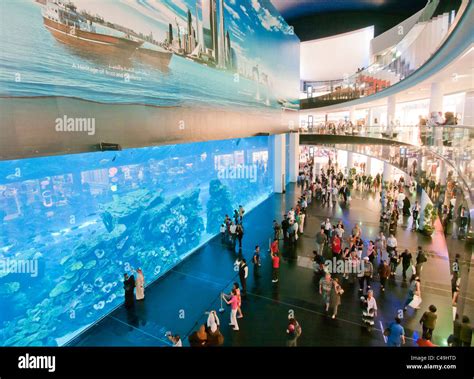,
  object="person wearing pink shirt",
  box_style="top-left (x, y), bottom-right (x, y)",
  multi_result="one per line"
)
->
top-left (228, 282), bottom-right (243, 319)
top-left (222, 289), bottom-right (239, 331)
